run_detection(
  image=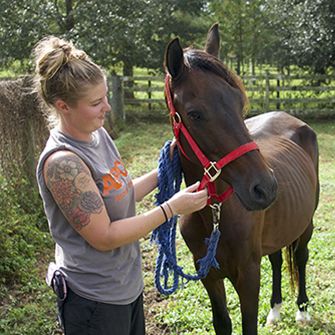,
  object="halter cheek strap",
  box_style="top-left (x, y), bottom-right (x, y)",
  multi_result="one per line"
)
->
top-left (165, 74), bottom-right (259, 204)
